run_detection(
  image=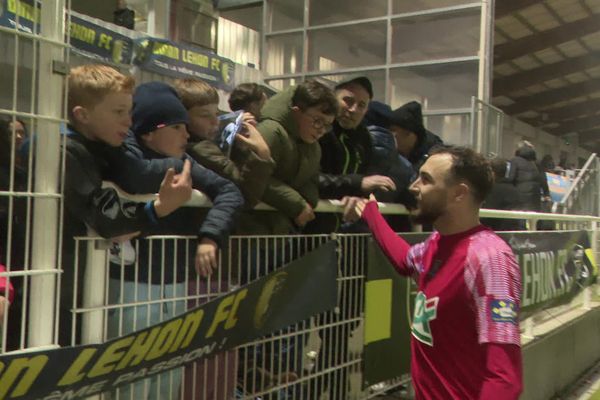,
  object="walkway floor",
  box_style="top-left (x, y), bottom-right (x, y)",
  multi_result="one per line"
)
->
top-left (560, 361), bottom-right (600, 400)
